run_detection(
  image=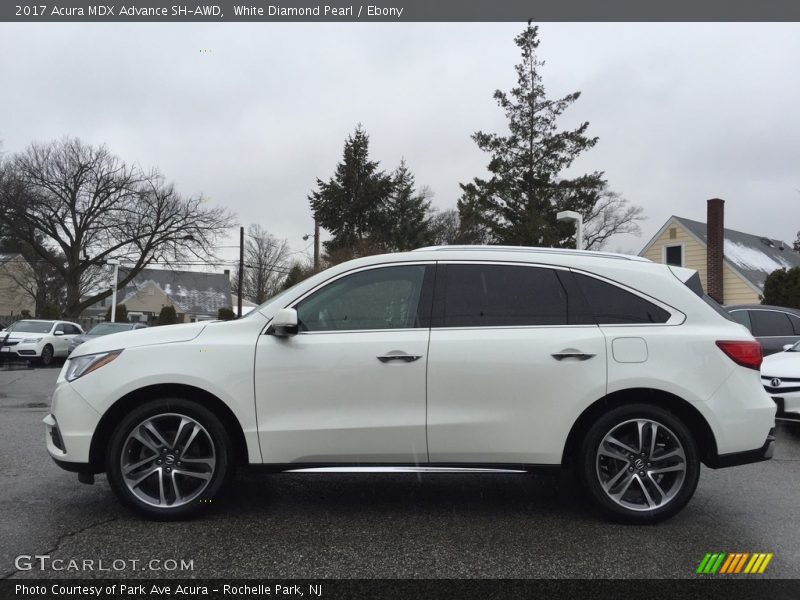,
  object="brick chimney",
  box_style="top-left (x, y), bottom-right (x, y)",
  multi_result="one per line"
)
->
top-left (706, 198), bottom-right (725, 303)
